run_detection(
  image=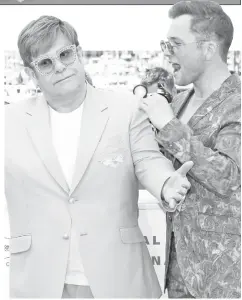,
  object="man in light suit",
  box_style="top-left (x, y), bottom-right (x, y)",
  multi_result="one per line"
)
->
top-left (5, 15), bottom-right (193, 298)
